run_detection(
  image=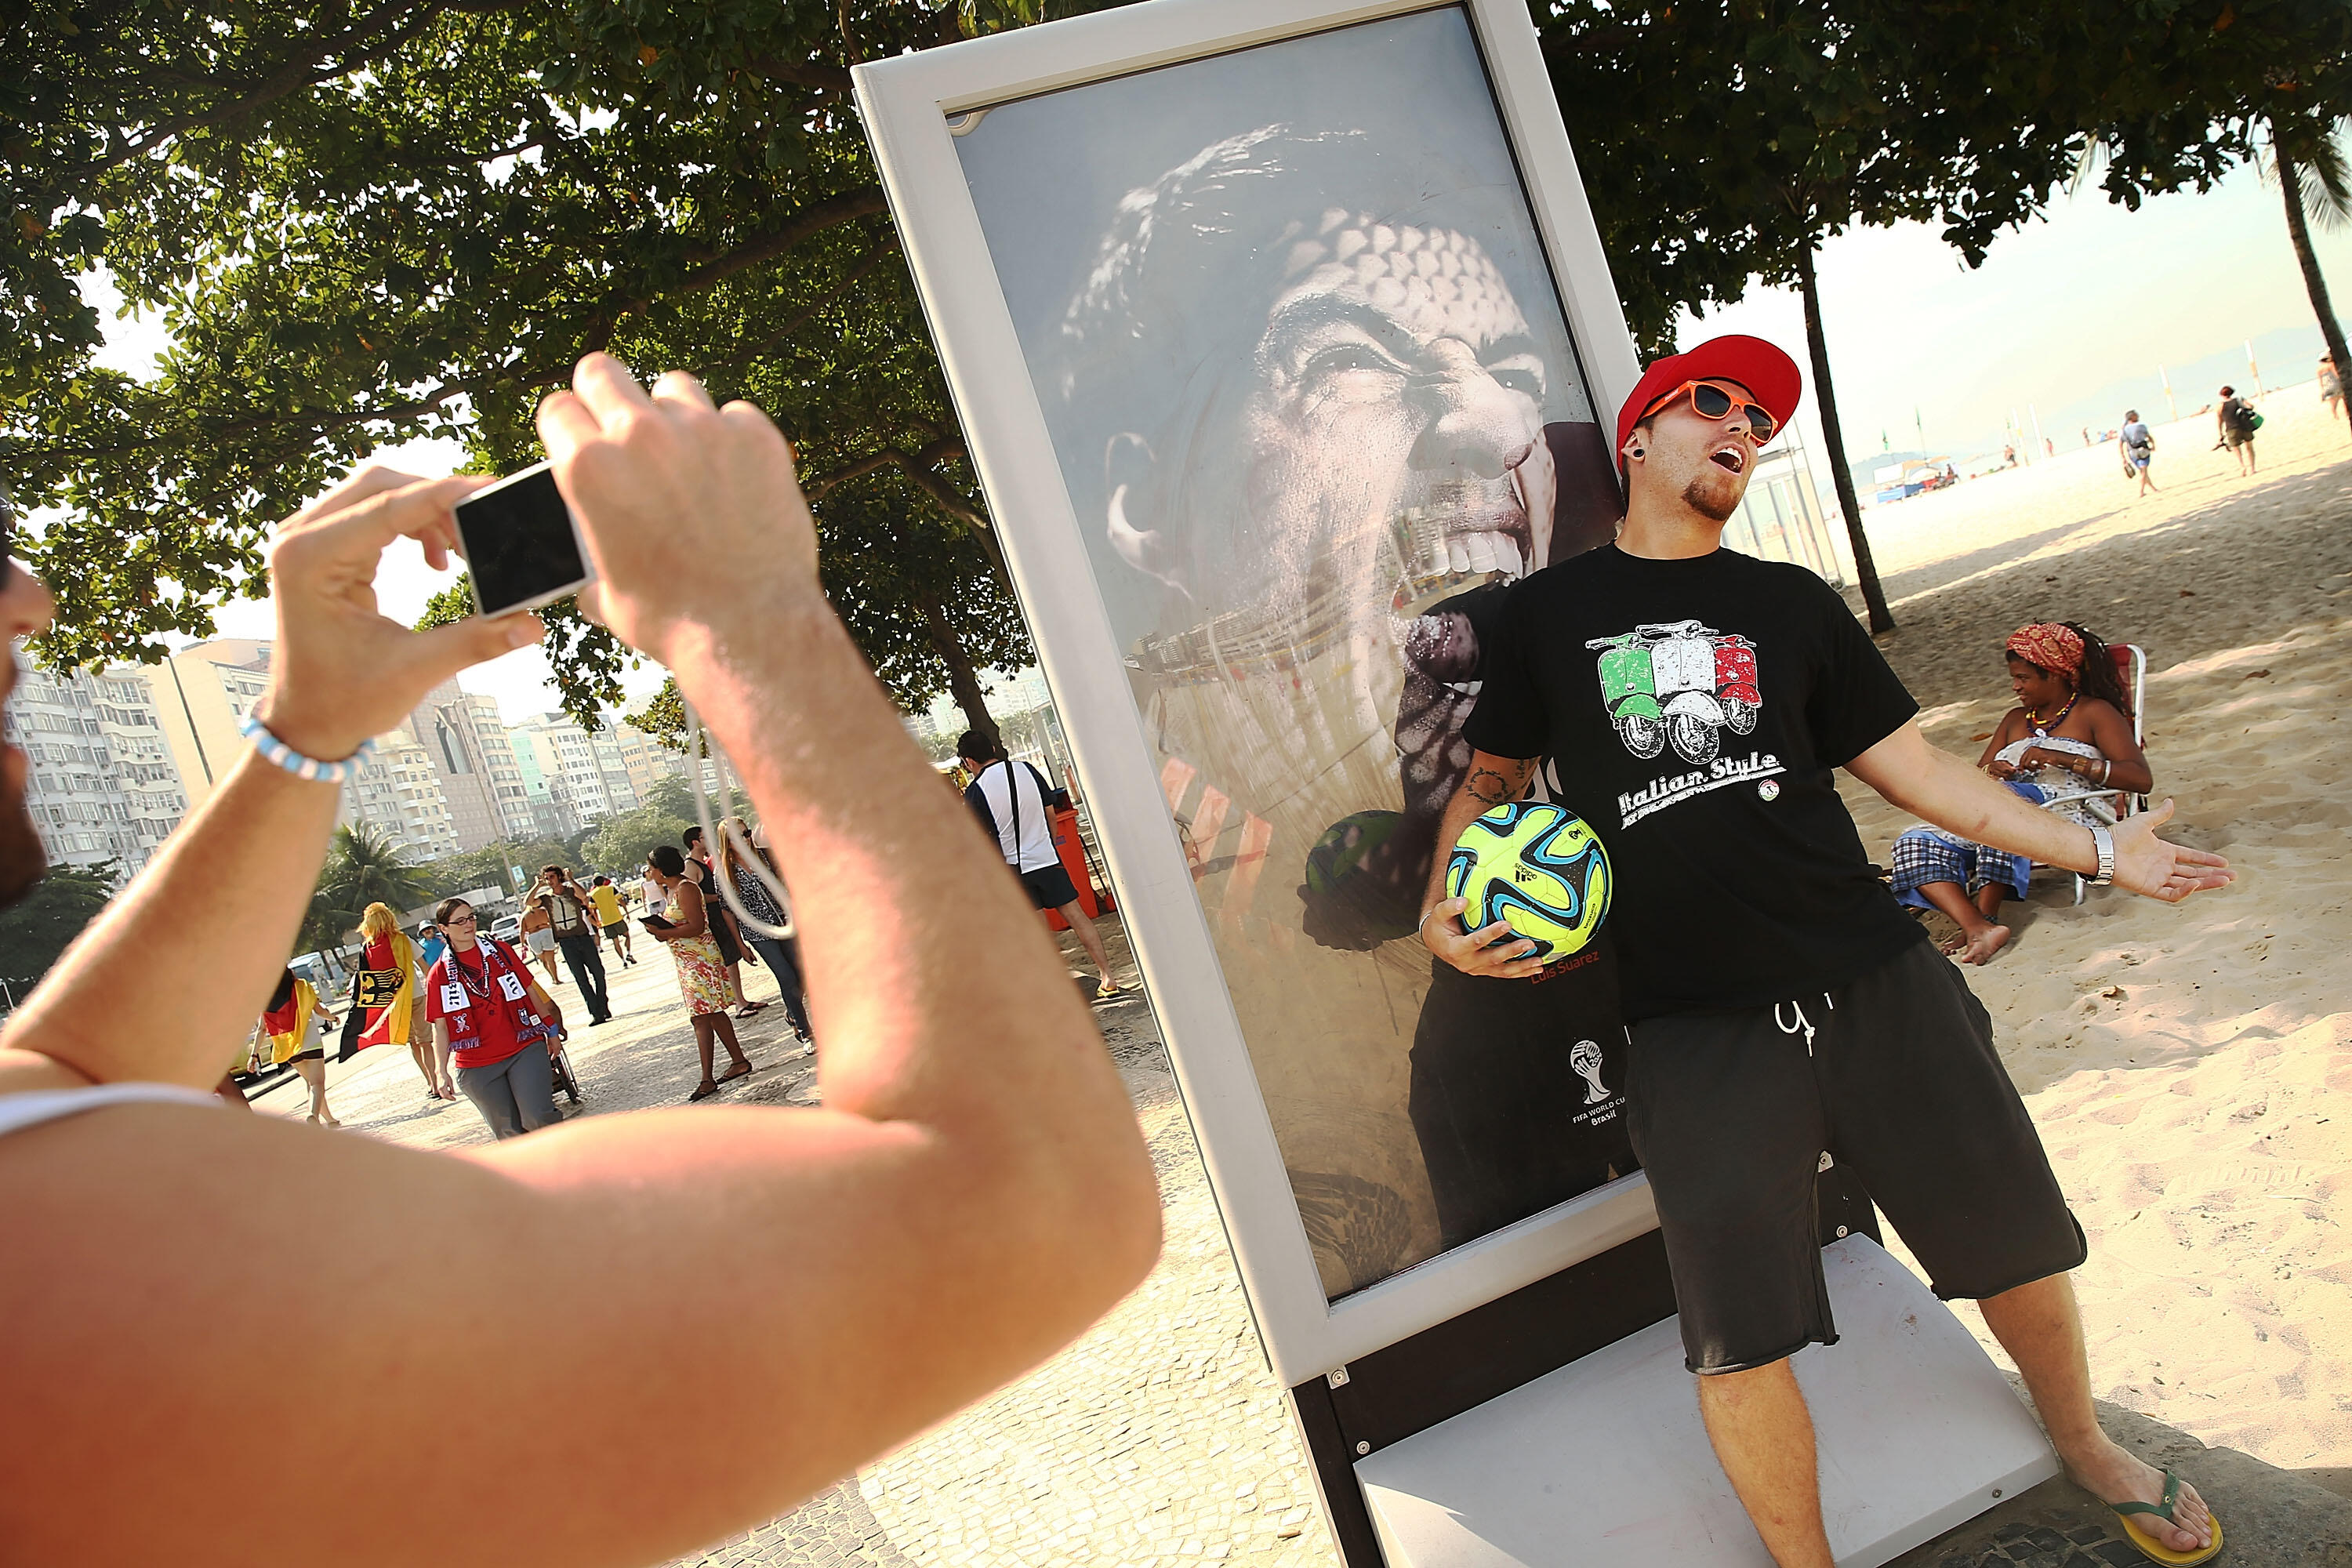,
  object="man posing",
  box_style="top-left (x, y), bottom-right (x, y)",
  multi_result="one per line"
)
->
top-left (538, 864), bottom-right (612, 1025)
top-left (1421, 335), bottom-right (2226, 1565)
